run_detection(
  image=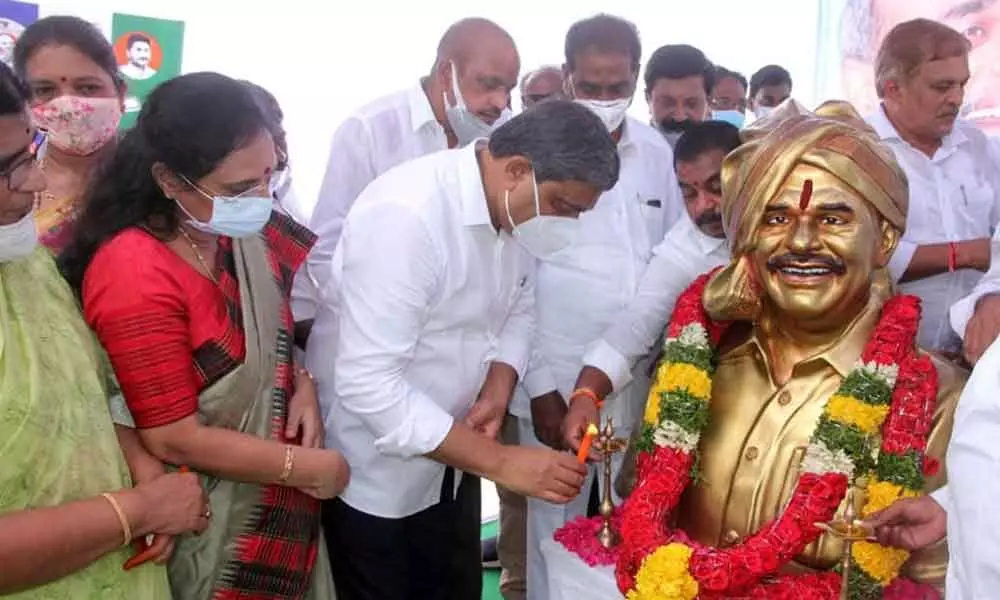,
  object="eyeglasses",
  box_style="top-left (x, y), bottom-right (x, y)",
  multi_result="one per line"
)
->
top-left (0, 130), bottom-right (46, 192)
